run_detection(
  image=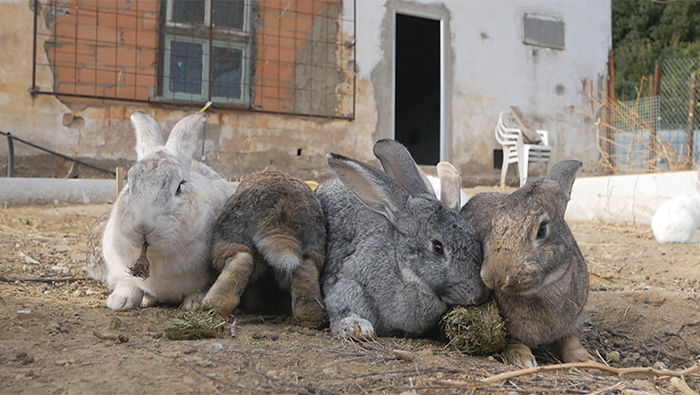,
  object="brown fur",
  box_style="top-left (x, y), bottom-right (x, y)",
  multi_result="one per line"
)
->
top-left (462, 161), bottom-right (592, 366)
top-left (204, 168), bottom-right (327, 327)
top-left (204, 247), bottom-right (255, 316)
